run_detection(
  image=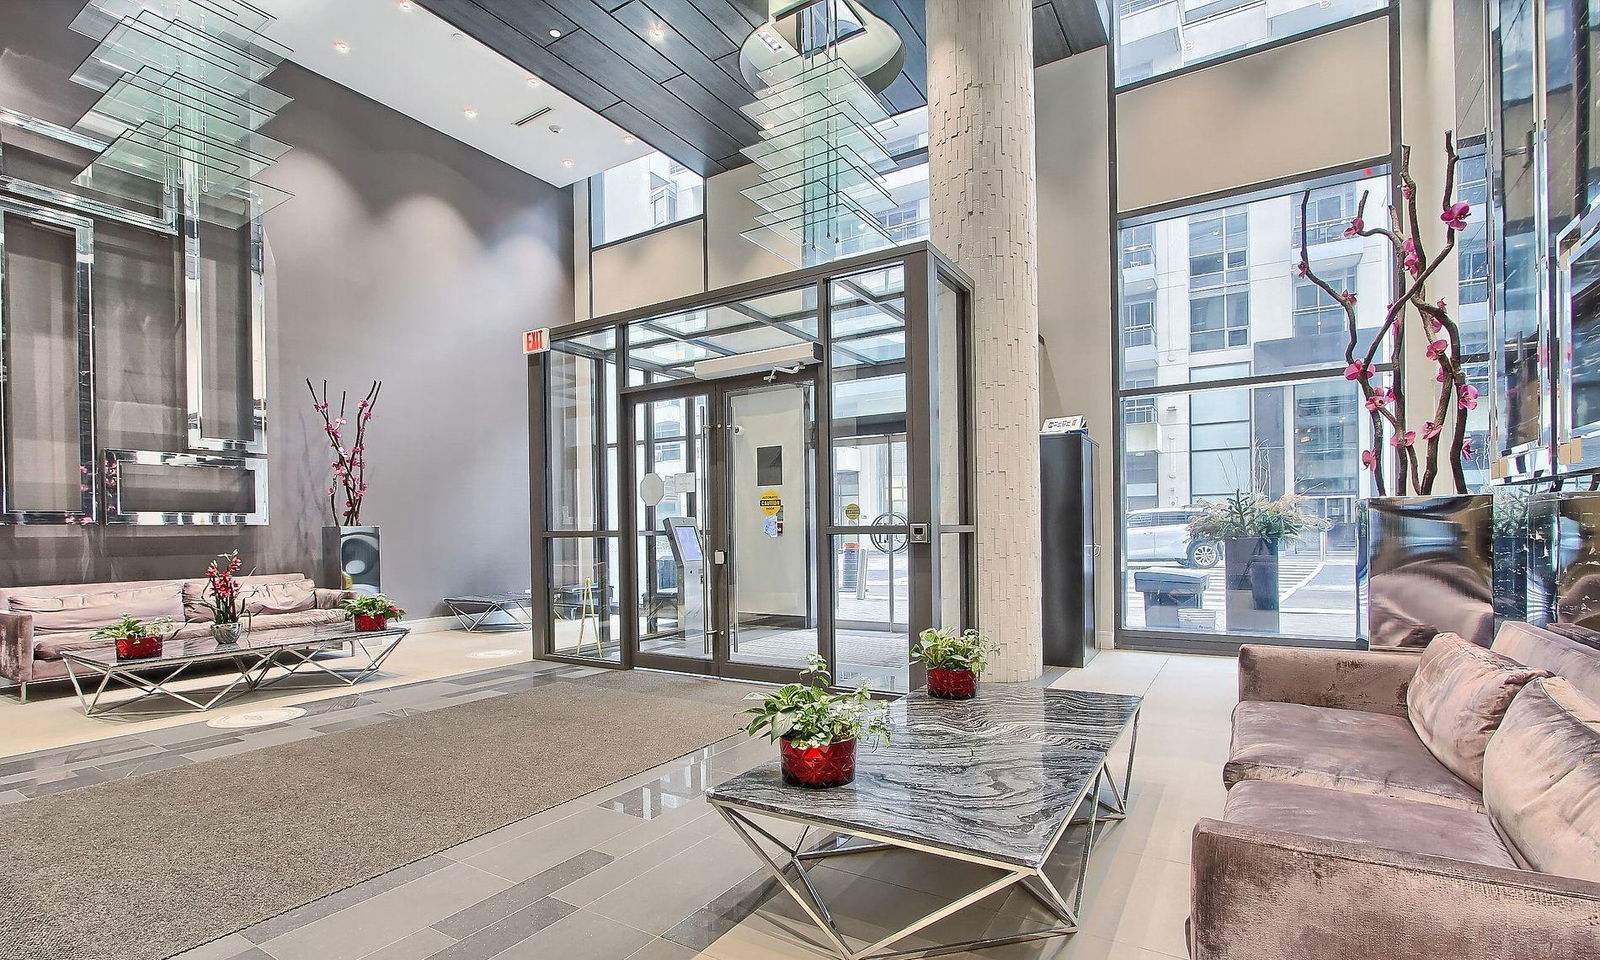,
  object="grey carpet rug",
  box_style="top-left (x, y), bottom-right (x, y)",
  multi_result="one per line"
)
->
top-left (0, 670), bottom-right (755, 960)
